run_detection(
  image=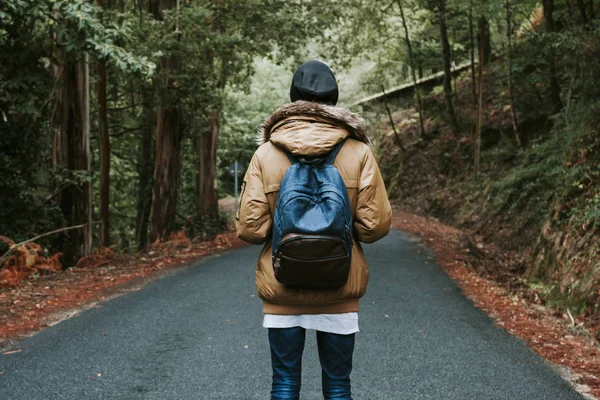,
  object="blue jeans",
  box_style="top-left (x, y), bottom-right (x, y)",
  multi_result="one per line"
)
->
top-left (268, 327), bottom-right (355, 400)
